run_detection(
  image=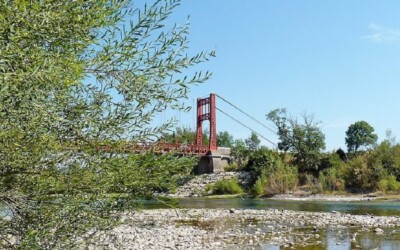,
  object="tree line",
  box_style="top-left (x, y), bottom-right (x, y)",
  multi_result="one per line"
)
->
top-left (211, 108), bottom-right (400, 196)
